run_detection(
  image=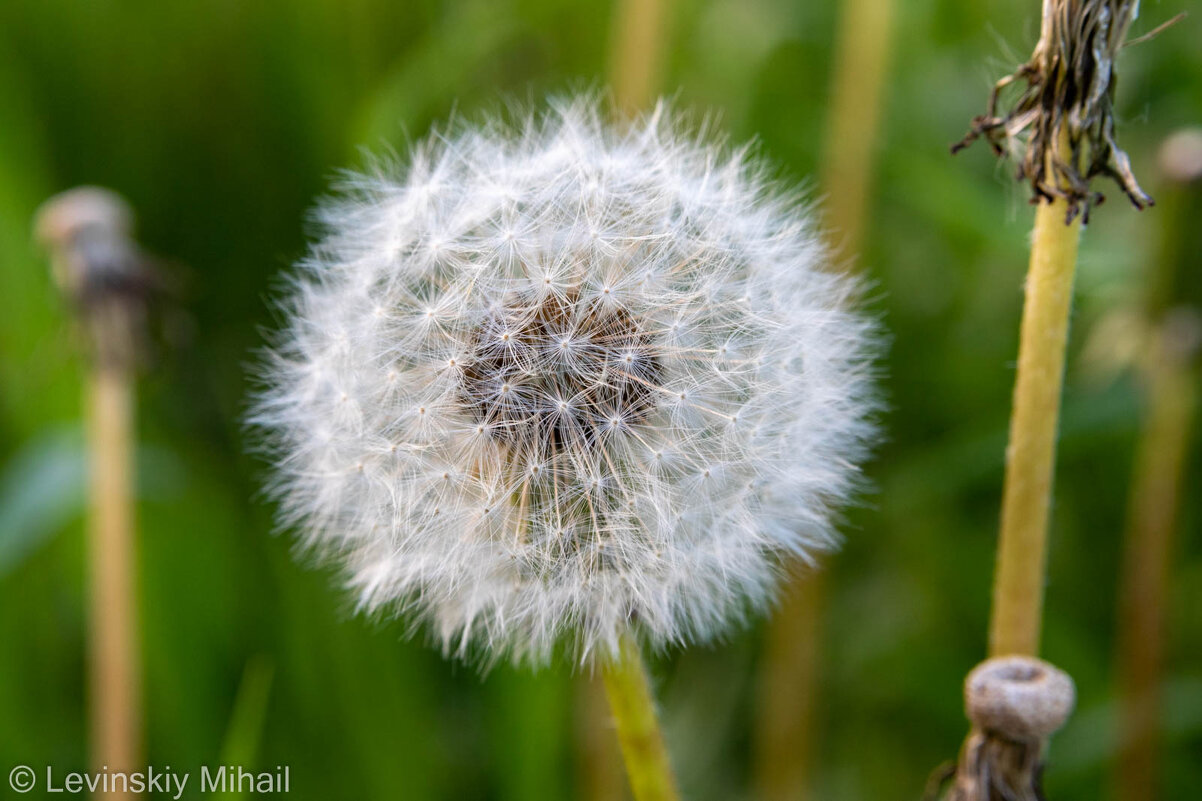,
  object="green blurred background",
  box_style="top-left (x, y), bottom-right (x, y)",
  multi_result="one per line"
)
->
top-left (1, 1), bottom-right (1199, 799)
